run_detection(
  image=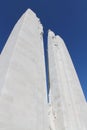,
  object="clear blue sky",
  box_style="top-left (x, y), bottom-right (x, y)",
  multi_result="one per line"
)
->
top-left (0, 0), bottom-right (87, 100)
